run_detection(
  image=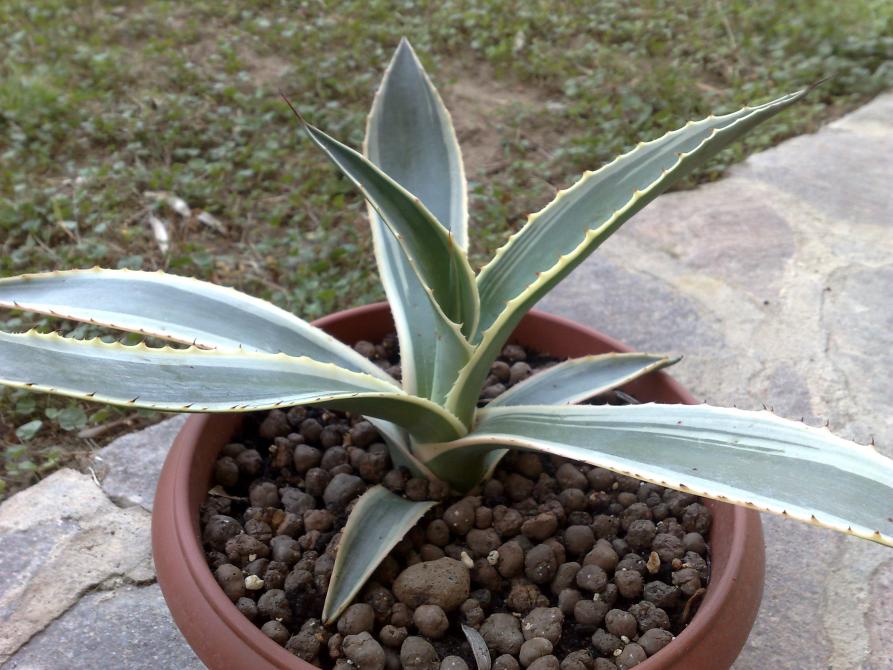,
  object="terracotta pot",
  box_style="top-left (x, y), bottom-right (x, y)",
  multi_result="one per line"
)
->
top-left (153, 302), bottom-right (764, 670)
